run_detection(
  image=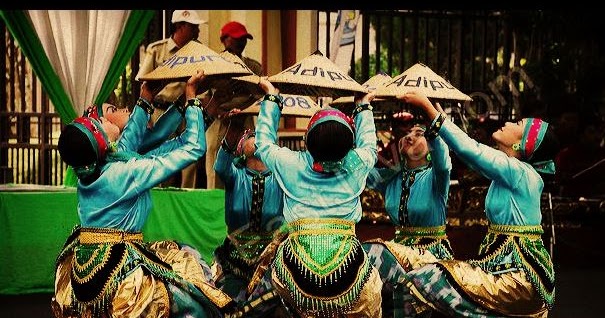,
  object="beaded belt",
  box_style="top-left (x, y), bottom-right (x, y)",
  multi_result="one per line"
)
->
top-left (487, 224), bottom-right (543, 238)
top-left (79, 227), bottom-right (143, 244)
top-left (287, 217), bottom-right (356, 236)
top-left (216, 230), bottom-right (275, 280)
top-left (274, 218), bottom-right (371, 315)
top-left (393, 225), bottom-right (453, 259)
top-left (395, 225), bottom-right (447, 239)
